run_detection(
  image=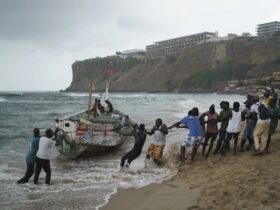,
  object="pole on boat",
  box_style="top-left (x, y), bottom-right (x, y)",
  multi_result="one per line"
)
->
top-left (88, 80), bottom-right (94, 118)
